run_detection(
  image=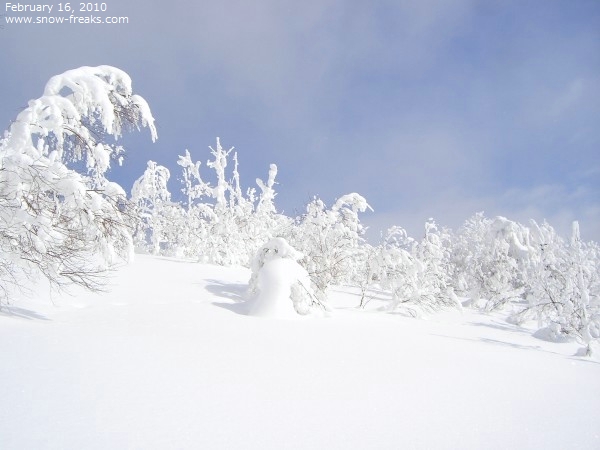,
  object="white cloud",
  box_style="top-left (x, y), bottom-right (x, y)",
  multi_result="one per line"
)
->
top-left (364, 181), bottom-right (600, 243)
